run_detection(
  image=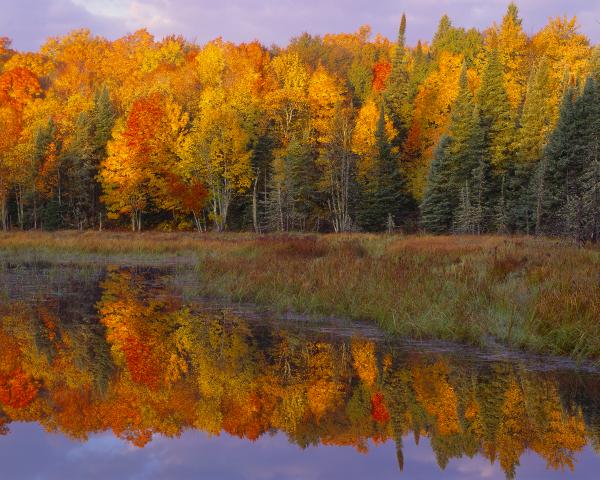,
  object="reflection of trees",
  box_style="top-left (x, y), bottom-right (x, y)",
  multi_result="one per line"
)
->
top-left (0, 266), bottom-right (598, 476)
